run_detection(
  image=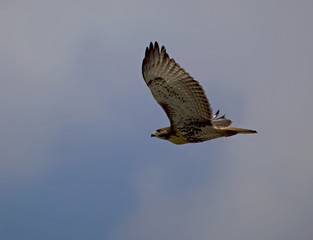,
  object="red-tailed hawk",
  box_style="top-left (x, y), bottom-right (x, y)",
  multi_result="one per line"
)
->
top-left (142, 42), bottom-right (257, 144)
